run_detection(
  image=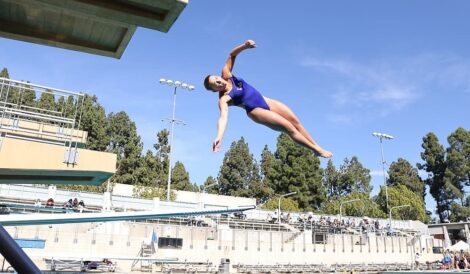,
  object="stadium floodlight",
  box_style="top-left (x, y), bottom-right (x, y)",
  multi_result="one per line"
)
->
top-left (372, 131), bottom-right (394, 213)
top-left (389, 205), bottom-right (411, 227)
top-left (201, 182), bottom-right (218, 193)
top-left (278, 192), bottom-right (297, 224)
top-left (372, 132), bottom-right (394, 140)
top-left (160, 78), bottom-right (195, 201)
top-left (339, 198), bottom-right (361, 222)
